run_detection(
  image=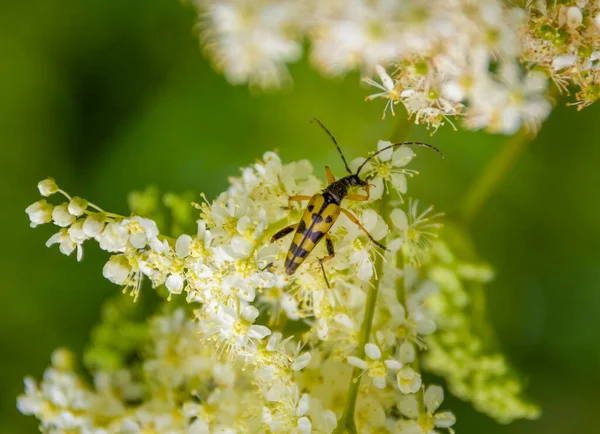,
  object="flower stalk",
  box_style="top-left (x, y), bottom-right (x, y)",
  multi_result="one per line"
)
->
top-left (335, 193), bottom-right (390, 433)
